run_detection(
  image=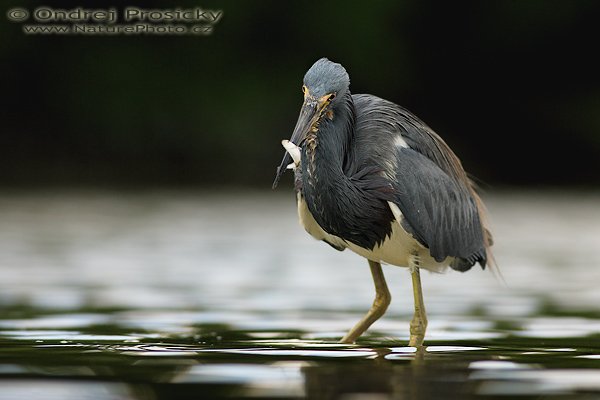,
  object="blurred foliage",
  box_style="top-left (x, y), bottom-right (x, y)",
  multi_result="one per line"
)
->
top-left (1, 0), bottom-right (599, 188)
